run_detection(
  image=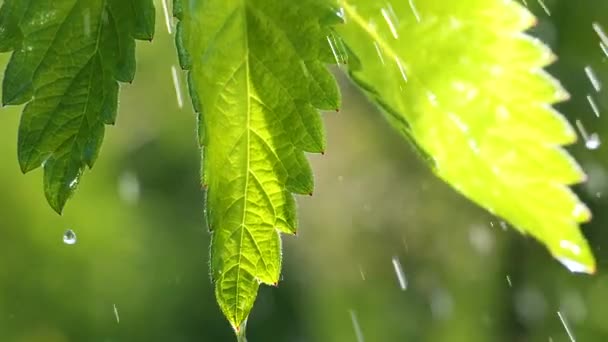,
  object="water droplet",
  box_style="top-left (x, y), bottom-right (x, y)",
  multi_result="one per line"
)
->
top-left (391, 256), bottom-right (408, 290)
top-left (574, 119), bottom-right (600, 151)
top-left (506, 275), bottom-right (513, 287)
top-left (63, 229), bottom-right (77, 245)
top-left (585, 133), bottom-right (601, 150)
